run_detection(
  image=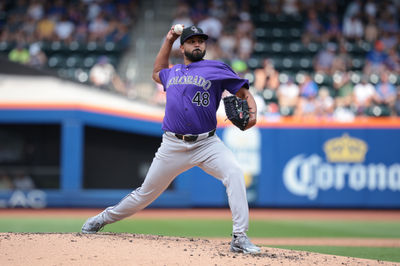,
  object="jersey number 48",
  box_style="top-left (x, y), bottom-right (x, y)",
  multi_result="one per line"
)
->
top-left (192, 91), bottom-right (210, 107)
